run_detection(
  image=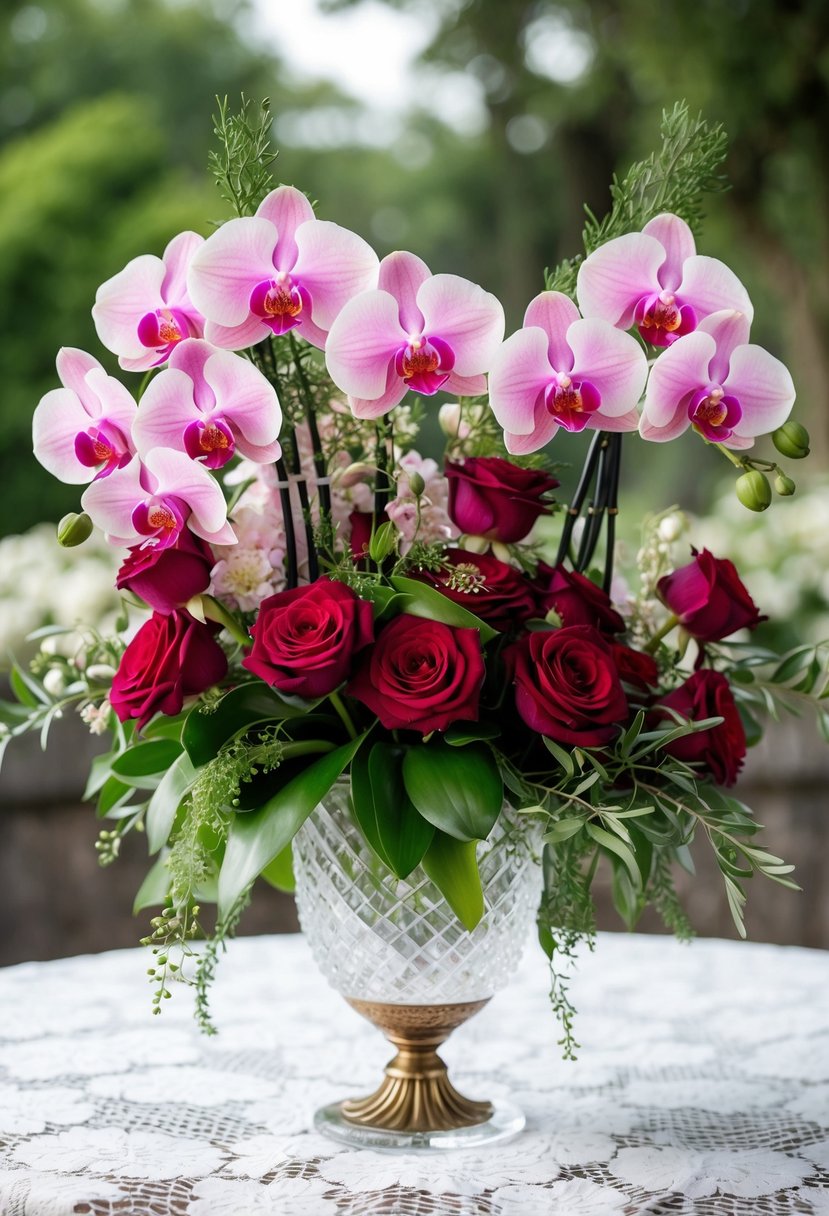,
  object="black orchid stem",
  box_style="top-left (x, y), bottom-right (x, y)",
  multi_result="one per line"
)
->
top-left (373, 414), bottom-right (394, 534)
top-left (556, 432), bottom-right (622, 591)
top-left (274, 454), bottom-right (299, 589)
